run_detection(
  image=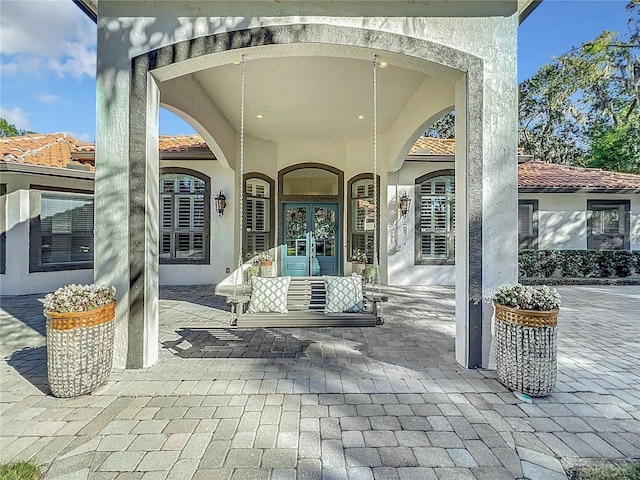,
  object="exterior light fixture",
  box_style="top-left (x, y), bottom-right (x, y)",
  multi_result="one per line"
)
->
top-left (256, 114), bottom-right (263, 119)
top-left (378, 61), bottom-right (389, 68)
top-left (399, 191), bottom-right (411, 218)
top-left (358, 115), bottom-right (365, 120)
top-left (215, 190), bottom-right (227, 217)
